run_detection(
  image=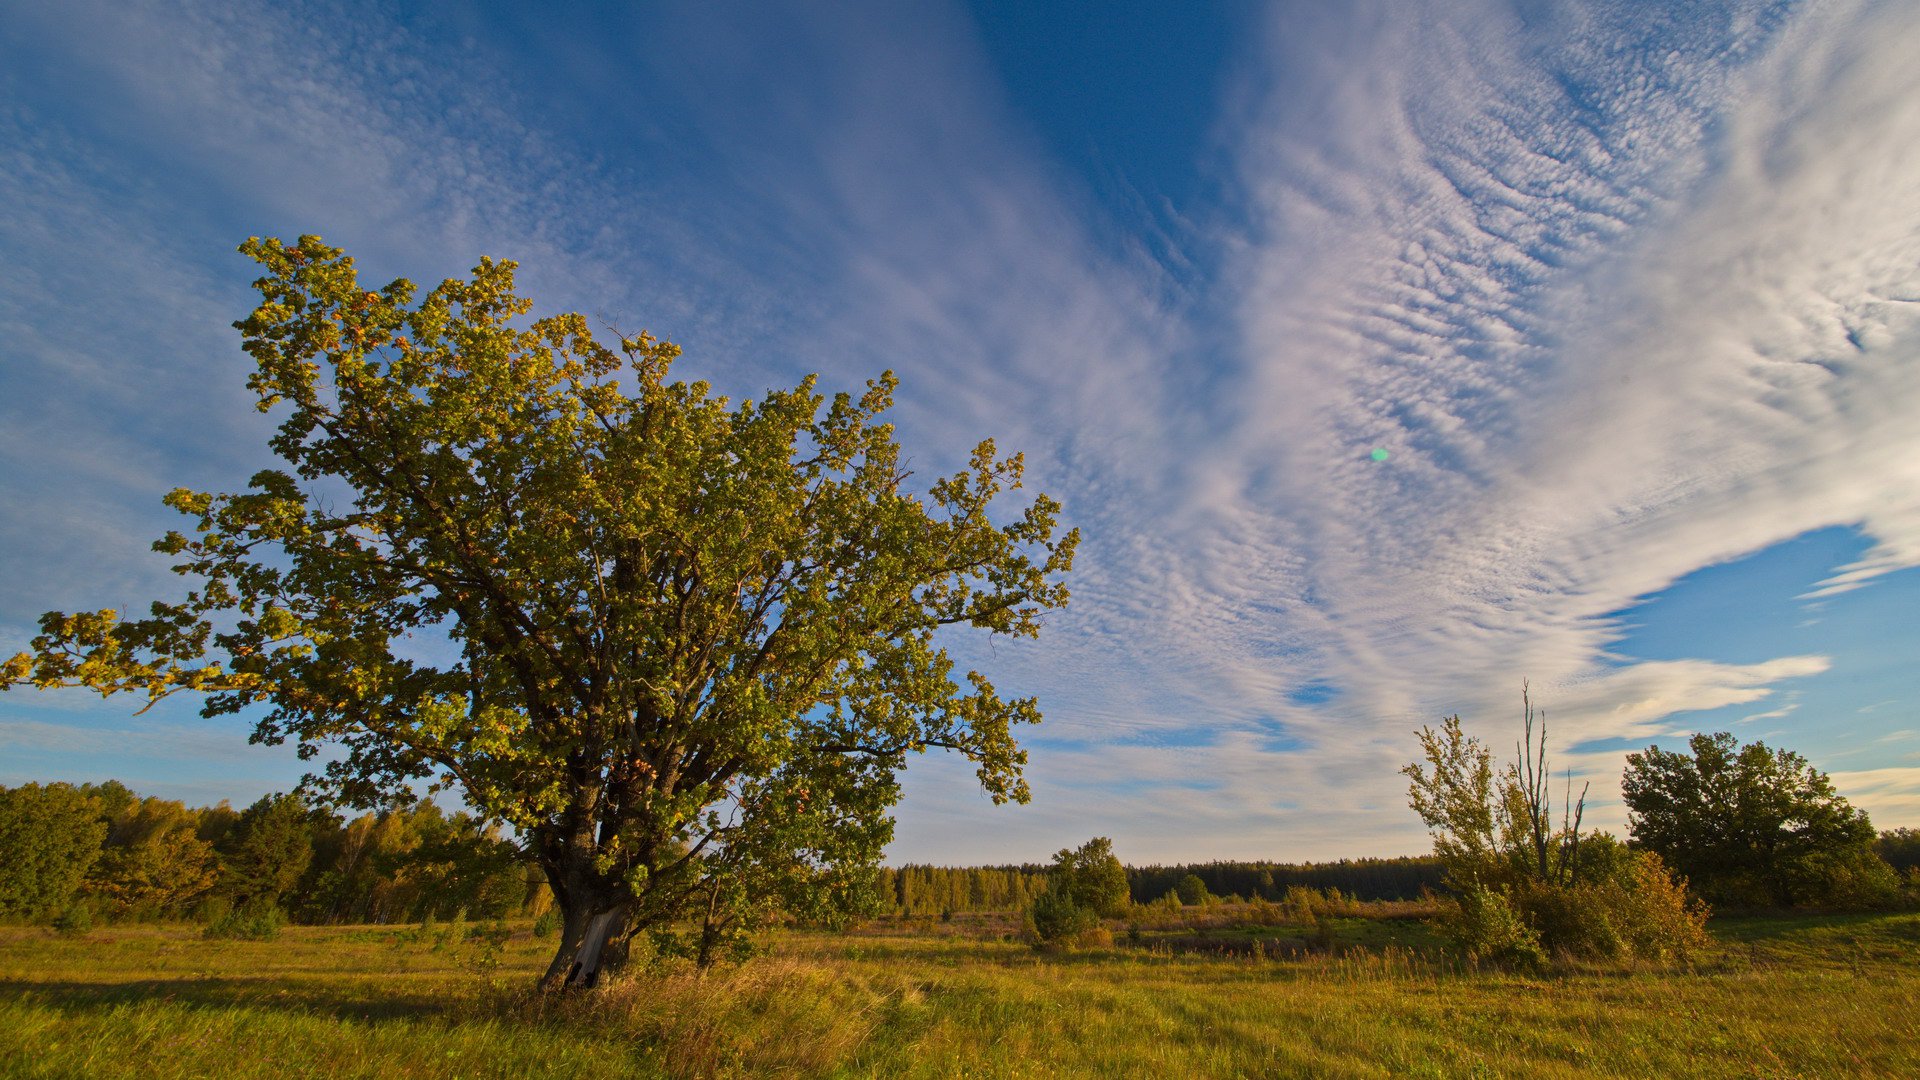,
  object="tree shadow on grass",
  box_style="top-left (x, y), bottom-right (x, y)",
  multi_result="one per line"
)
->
top-left (0, 974), bottom-right (458, 1024)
